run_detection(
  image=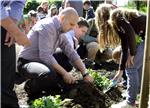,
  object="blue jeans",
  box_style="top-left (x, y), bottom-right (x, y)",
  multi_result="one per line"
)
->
top-left (125, 41), bottom-right (144, 105)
